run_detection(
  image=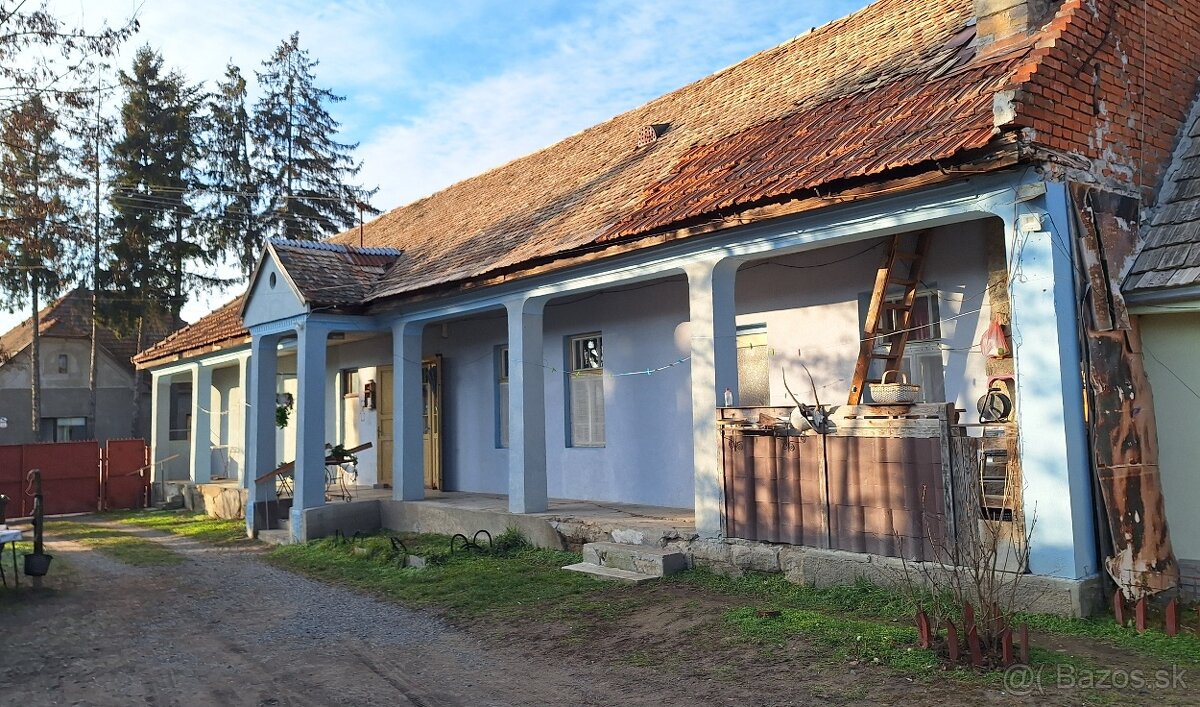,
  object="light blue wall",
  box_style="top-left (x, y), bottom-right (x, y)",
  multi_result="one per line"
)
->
top-left (422, 222), bottom-right (993, 510)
